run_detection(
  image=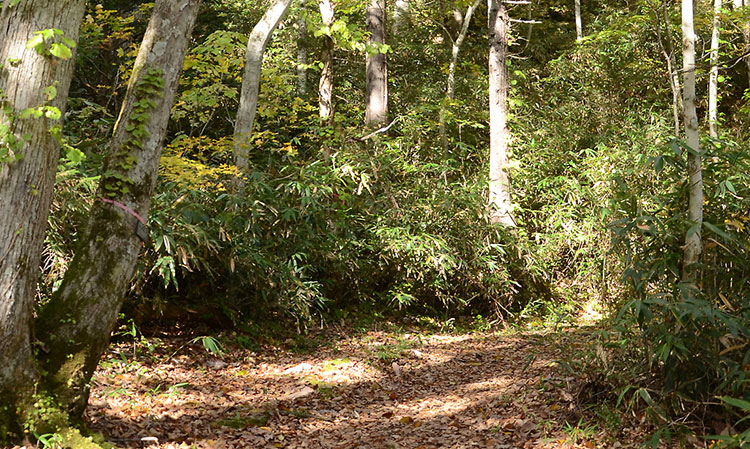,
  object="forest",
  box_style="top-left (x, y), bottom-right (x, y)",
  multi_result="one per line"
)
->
top-left (1, 0), bottom-right (749, 447)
